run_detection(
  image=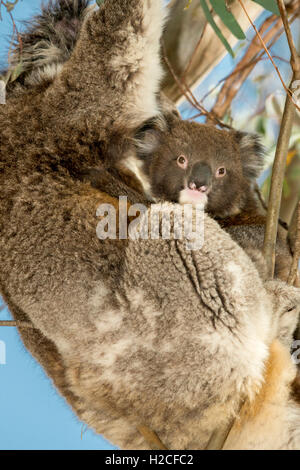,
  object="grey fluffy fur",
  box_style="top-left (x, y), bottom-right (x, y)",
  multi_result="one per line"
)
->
top-left (2, 0), bottom-right (91, 92)
top-left (0, 0), bottom-right (300, 450)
